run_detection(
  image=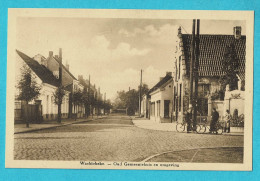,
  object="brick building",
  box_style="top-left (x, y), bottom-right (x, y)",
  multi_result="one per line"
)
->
top-left (173, 26), bottom-right (246, 123)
